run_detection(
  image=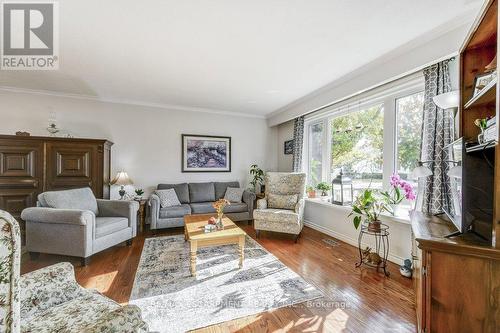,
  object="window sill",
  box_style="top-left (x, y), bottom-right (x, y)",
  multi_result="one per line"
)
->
top-left (305, 197), bottom-right (411, 225)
